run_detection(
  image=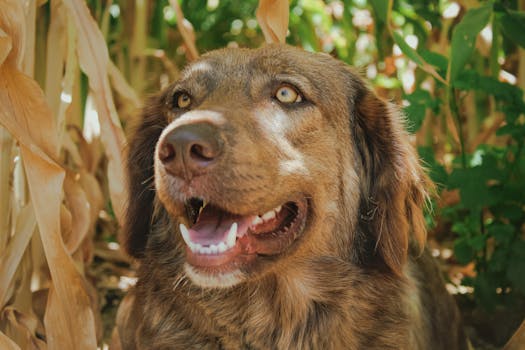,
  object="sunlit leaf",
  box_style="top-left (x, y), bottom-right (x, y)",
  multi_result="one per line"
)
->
top-left (0, 330), bottom-right (21, 350)
top-left (63, 172), bottom-right (91, 253)
top-left (169, 0), bottom-right (199, 60)
top-left (0, 28), bottom-right (12, 65)
top-left (448, 4), bottom-right (492, 83)
top-left (370, 0), bottom-right (390, 24)
top-left (0, 7), bottom-right (98, 345)
top-left (22, 146), bottom-right (97, 350)
top-left (0, 204), bottom-right (36, 307)
top-left (393, 32), bottom-right (447, 84)
top-left (3, 307), bottom-right (46, 350)
top-left (256, 0), bottom-right (289, 44)
top-left (62, 0), bottom-right (127, 225)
